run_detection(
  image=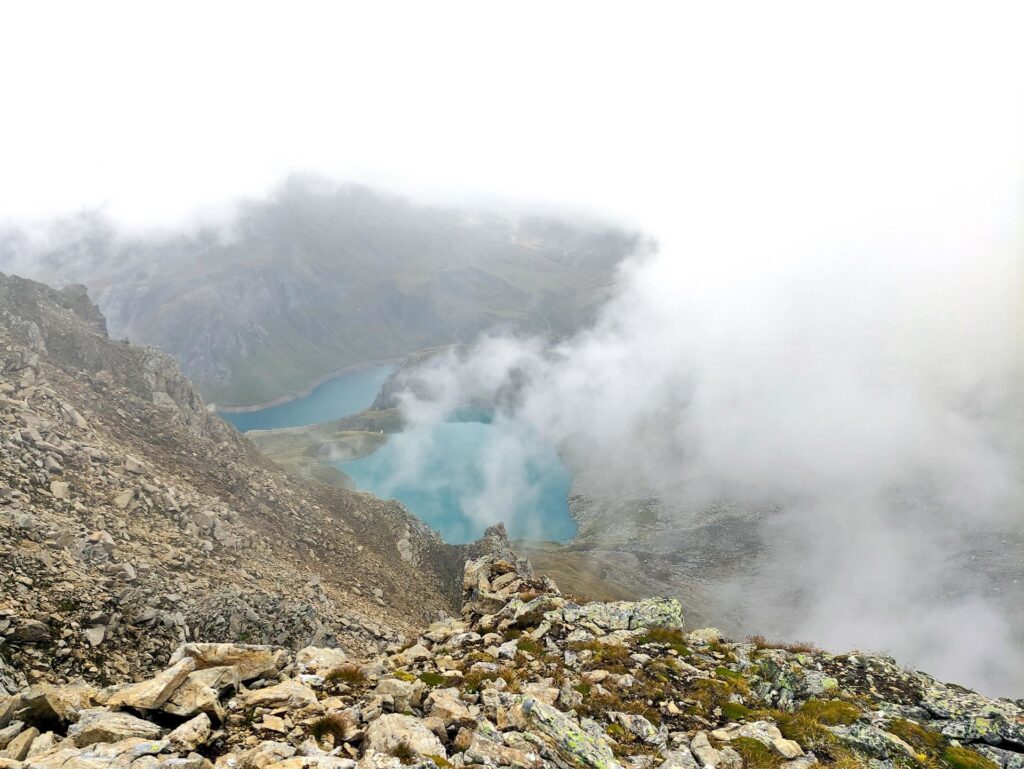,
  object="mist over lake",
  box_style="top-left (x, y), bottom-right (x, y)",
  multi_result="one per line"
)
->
top-left (339, 419), bottom-right (576, 544)
top-left (221, 367), bottom-right (576, 544)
